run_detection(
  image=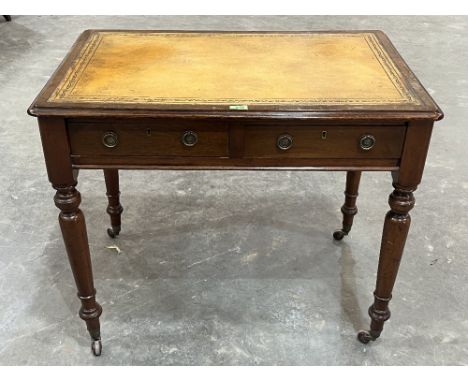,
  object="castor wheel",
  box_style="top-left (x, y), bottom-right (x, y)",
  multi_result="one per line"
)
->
top-left (333, 229), bottom-right (346, 241)
top-left (107, 225), bottom-right (121, 238)
top-left (91, 339), bottom-right (102, 356)
top-left (357, 330), bottom-right (377, 344)
top-left (107, 228), bottom-right (117, 238)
